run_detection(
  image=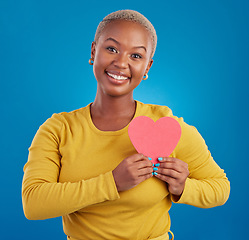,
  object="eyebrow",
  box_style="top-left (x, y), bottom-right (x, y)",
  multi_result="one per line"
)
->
top-left (105, 37), bottom-right (147, 52)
